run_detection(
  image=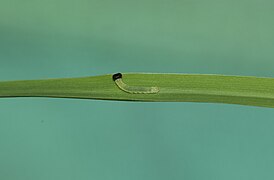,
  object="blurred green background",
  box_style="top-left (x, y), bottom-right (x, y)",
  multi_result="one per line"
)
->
top-left (1, 0), bottom-right (274, 179)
